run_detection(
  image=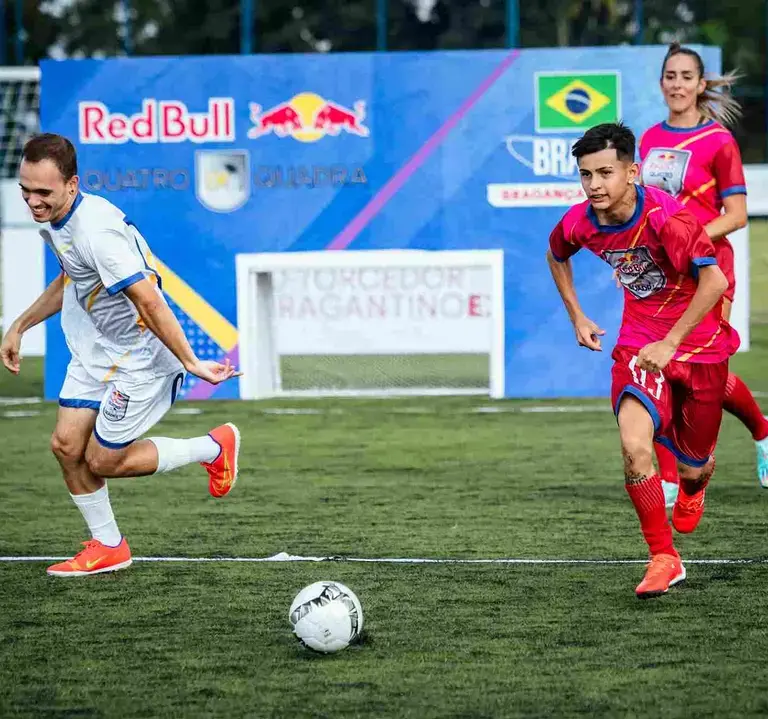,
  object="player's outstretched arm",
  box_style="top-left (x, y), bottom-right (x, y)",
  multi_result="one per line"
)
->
top-left (0, 271), bottom-right (66, 374)
top-left (546, 250), bottom-right (605, 352)
top-left (636, 265), bottom-right (728, 373)
top-left (124, 278), bottom-right (241, 385)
